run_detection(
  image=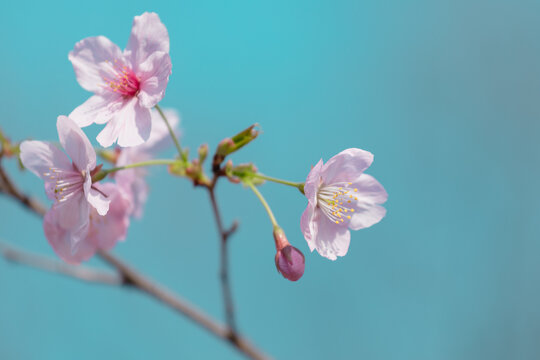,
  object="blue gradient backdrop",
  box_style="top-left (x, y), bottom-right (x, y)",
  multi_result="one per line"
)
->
top-left (1, 1), bottom-right (540, 359)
